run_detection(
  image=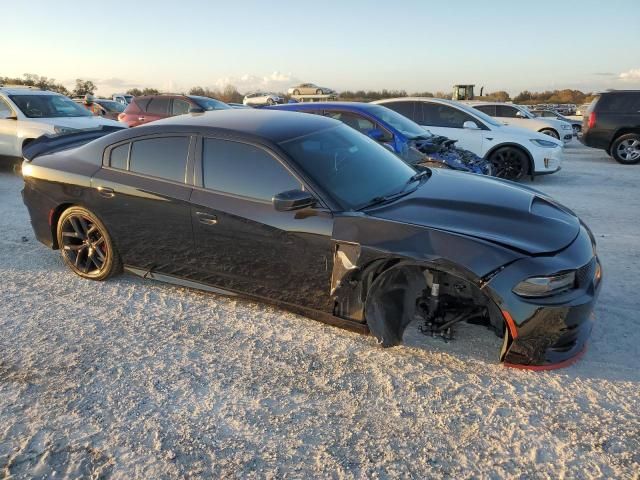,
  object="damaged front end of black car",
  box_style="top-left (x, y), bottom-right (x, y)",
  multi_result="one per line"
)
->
top-left (326, 169), bottom-right (602, 370)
